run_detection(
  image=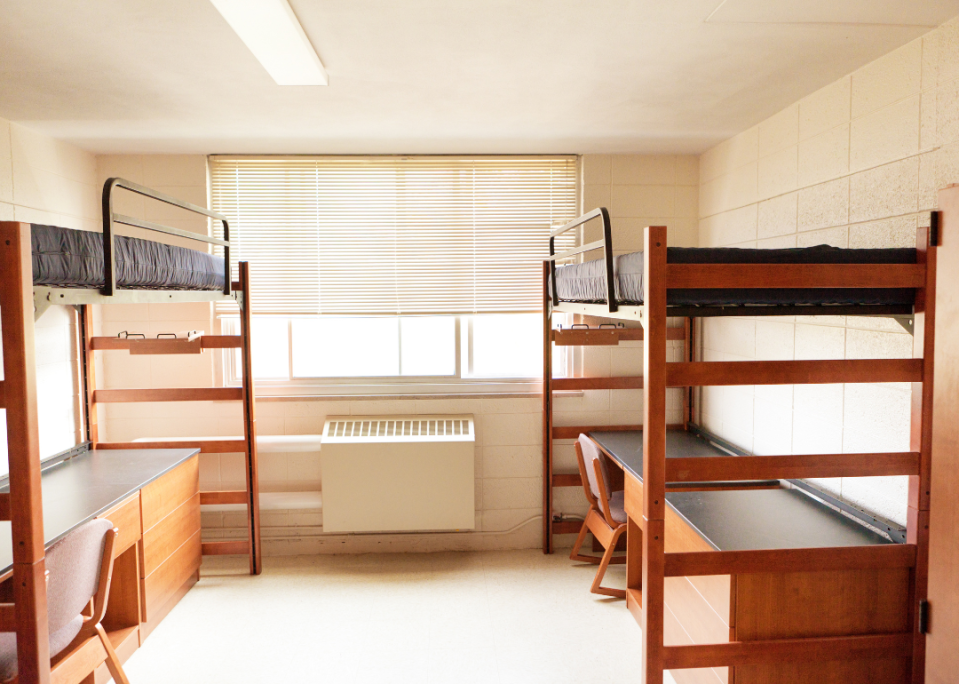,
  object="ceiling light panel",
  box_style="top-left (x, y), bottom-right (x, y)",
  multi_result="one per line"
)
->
top-left (210, 0), bottom-right (328, 85)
